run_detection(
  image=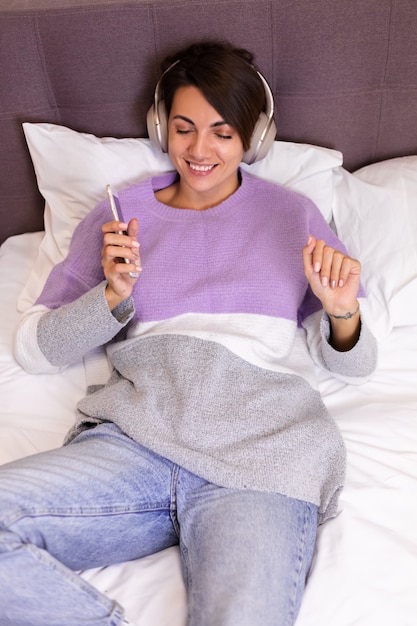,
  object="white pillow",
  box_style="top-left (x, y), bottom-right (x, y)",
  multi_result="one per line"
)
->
top-left (333, 156), bottom-right (417, 340)
top-left (240, 140), bottom-right (341, 222)
top-left (19, 122), bottom-right (342, 310)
